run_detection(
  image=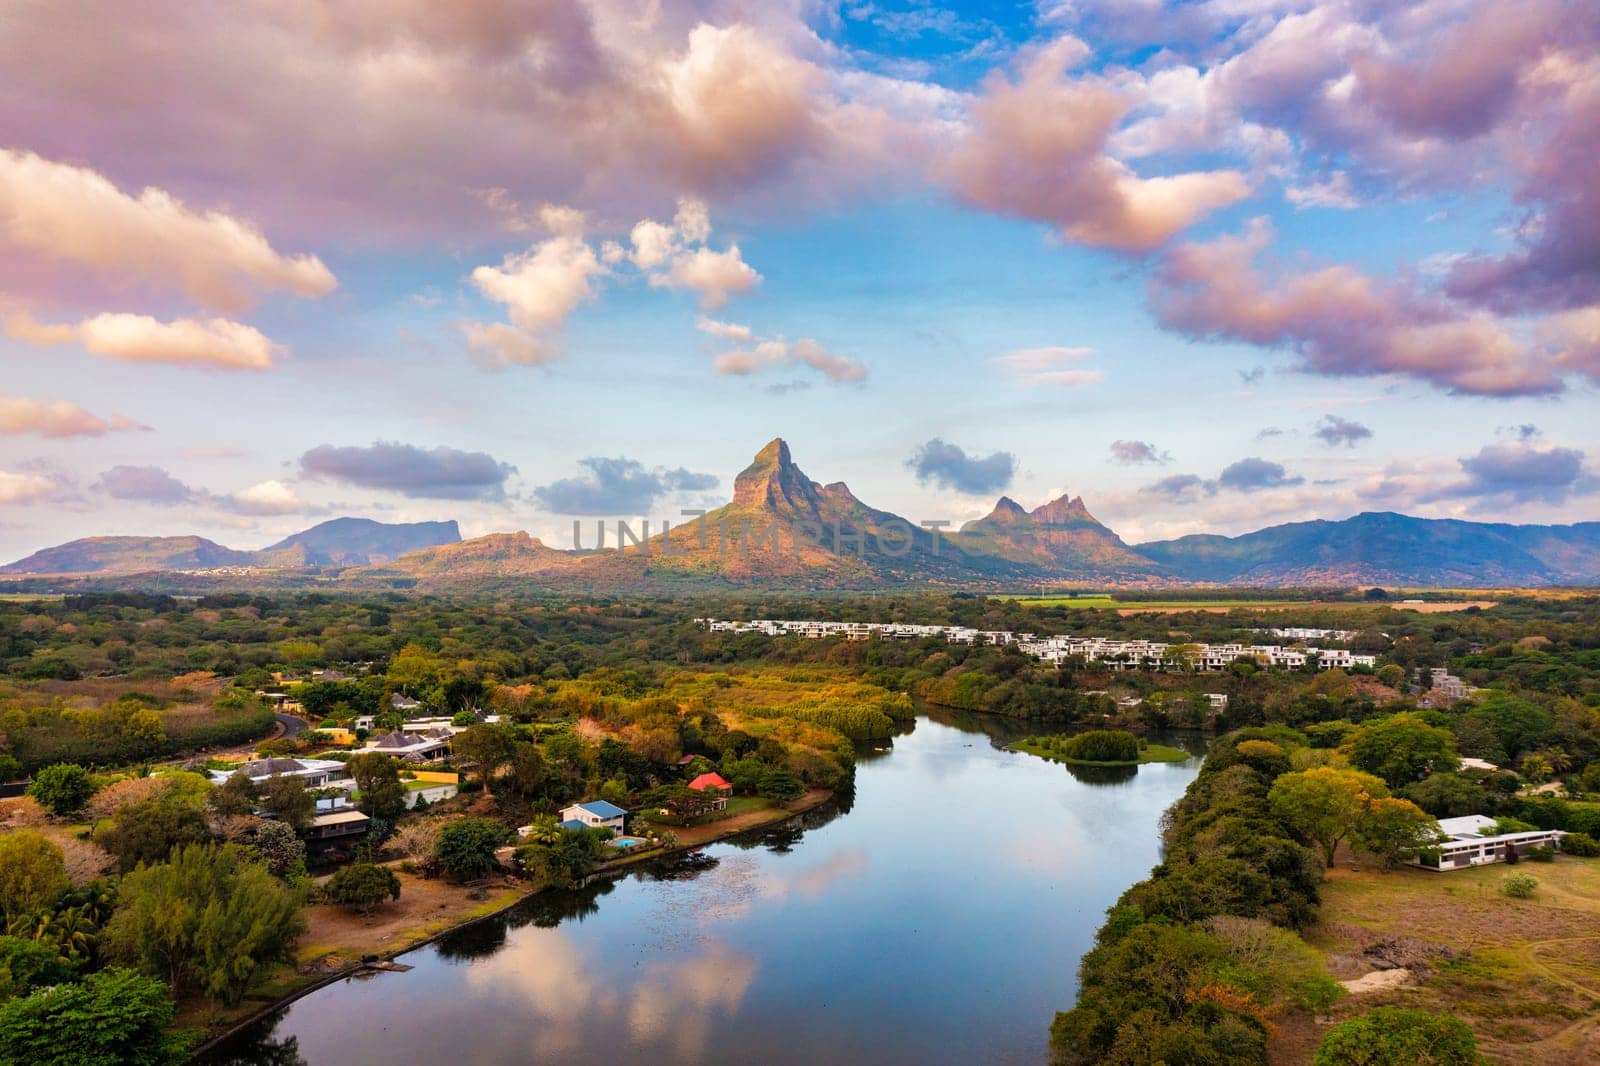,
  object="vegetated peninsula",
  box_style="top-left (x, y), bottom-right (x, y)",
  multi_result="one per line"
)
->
top-left (7, 440), bottom-right (1600, 590)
